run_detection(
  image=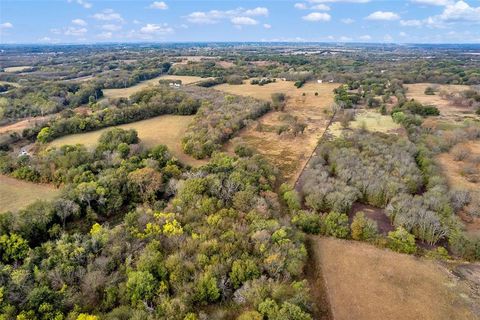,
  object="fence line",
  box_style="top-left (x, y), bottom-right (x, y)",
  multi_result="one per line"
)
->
top-left (293, 110), bottom-right (337, 191)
